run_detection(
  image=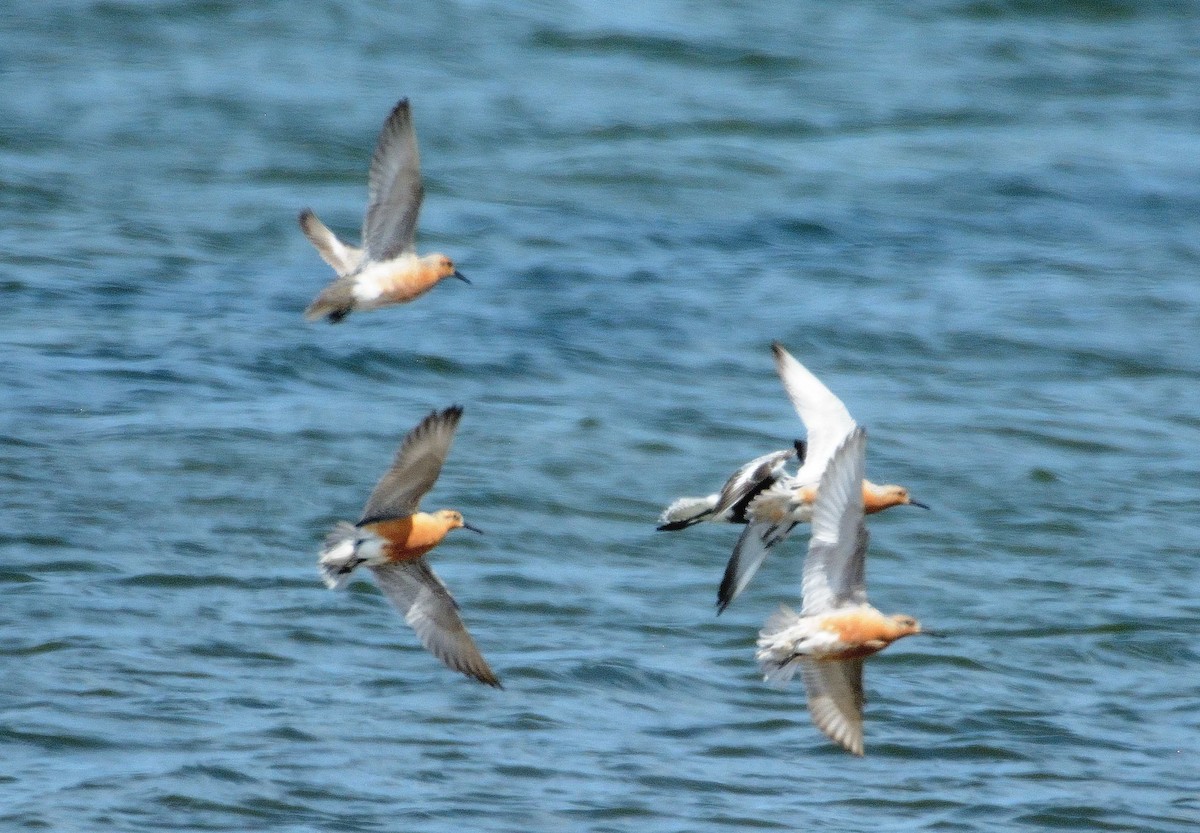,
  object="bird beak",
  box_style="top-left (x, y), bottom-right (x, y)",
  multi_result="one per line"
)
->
top-left (908, 498), bottom-right (931, 510)
top-left (452, 270), bottom-right (470, 284)
top-left (462, 522), bottom-right (484, 534)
